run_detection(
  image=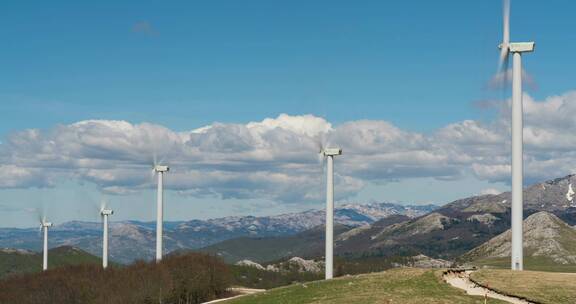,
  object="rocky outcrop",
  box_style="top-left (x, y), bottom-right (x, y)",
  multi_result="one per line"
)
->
top-left (235, 259), bottom-right (265, 270)
top-left (235, 257), bottom-right (324, 273)
top-left (409, 254), bottom-right (453, 268)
